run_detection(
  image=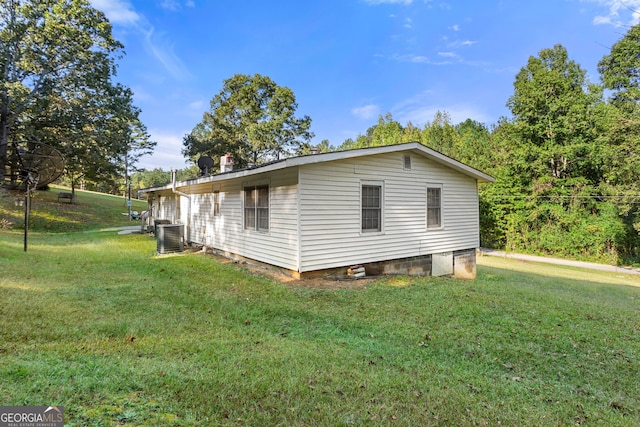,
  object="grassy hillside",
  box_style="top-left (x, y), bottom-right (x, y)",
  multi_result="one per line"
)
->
top-left (0, 185), bottom-right (148, 232)
top-left (0, 188), bottom-right (639, 426)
